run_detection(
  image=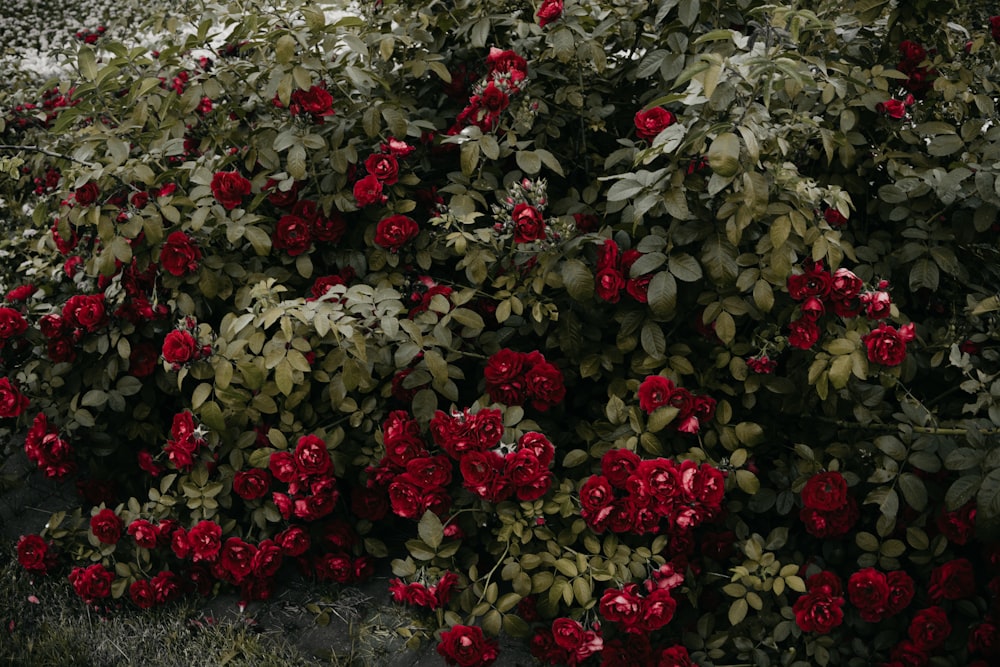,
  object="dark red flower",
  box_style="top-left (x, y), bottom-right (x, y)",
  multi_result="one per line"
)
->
top-left (210, 171), bottom-right (251, 210)
top-left (159, 231), bottom-right (202, 276)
